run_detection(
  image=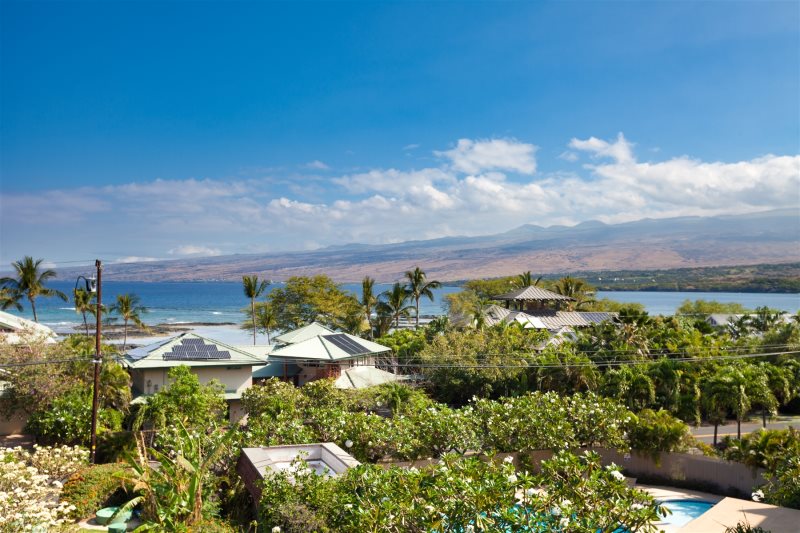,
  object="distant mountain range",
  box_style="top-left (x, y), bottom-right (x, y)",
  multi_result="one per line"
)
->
top-left (60, 209), bottom-right (800, 282)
